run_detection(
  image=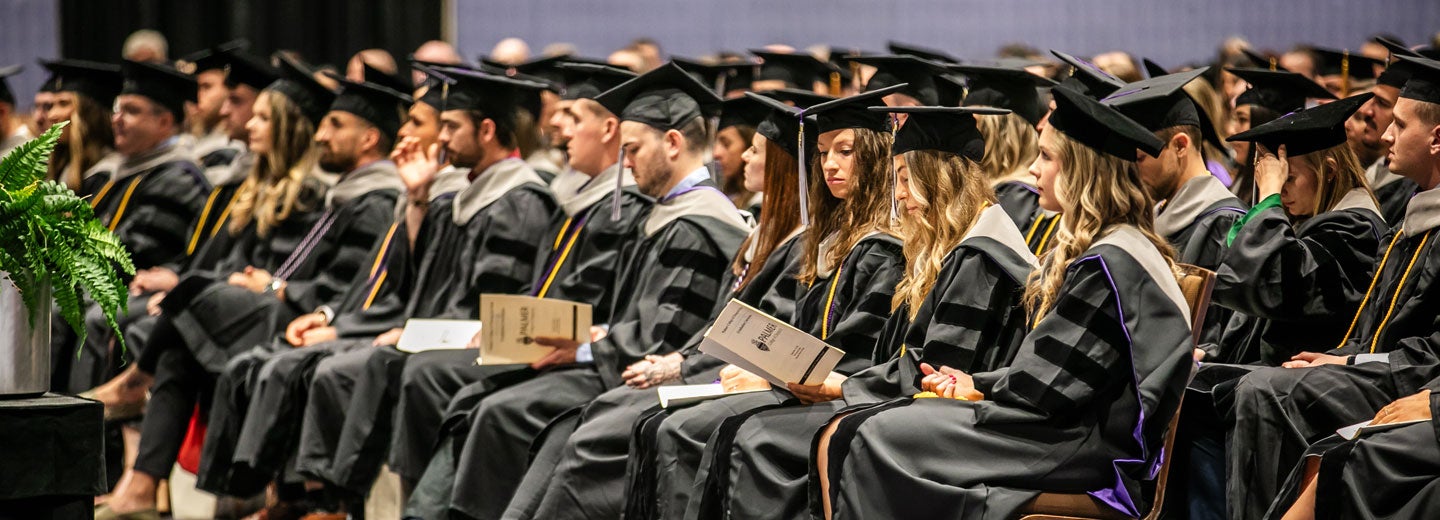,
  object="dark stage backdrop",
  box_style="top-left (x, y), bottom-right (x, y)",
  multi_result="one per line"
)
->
top-left (453, 0), bottom-right (1439, 70)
